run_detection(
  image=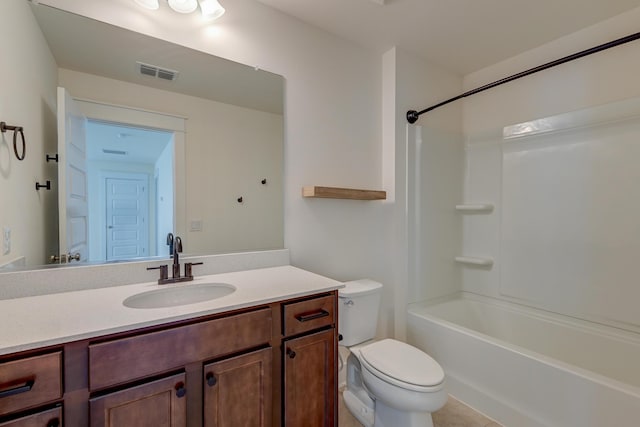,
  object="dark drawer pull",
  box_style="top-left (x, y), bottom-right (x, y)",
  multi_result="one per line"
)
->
top-left (295, 309), bottom-right (330, 323)
top-left (47, 418), bottom-right (60, 427)
top-left (0, 379), bottom-right (34, 399)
